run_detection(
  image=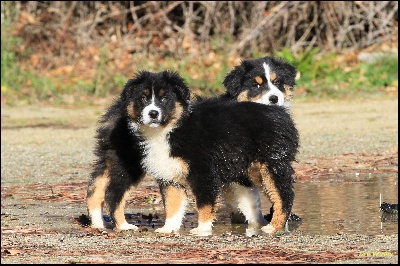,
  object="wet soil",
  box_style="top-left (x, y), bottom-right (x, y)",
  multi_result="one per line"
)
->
top-left (1, 98), bottom-right (398, 264)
